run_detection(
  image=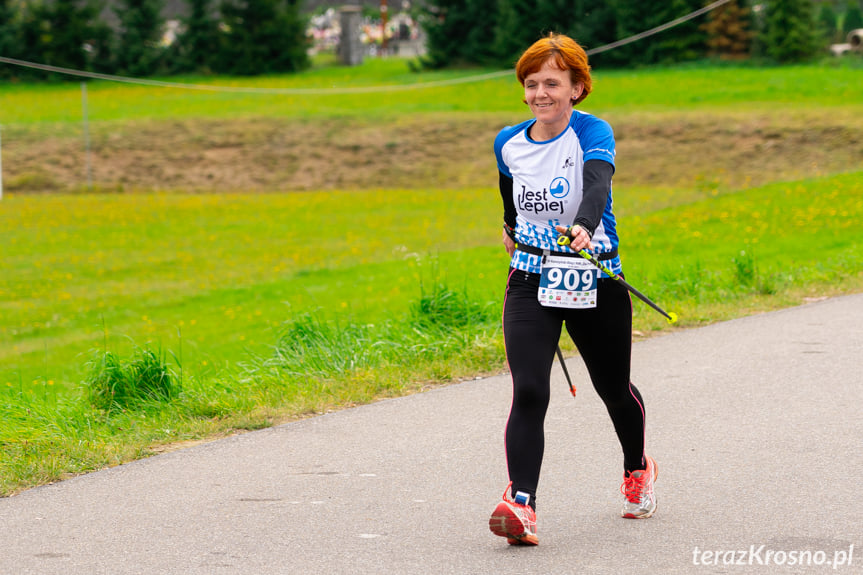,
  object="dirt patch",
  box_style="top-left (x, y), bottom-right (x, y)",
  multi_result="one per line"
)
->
top-left (4, 112), bottom-right (862, 194)
top-left (609, 112), bottom-right (863, 191)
